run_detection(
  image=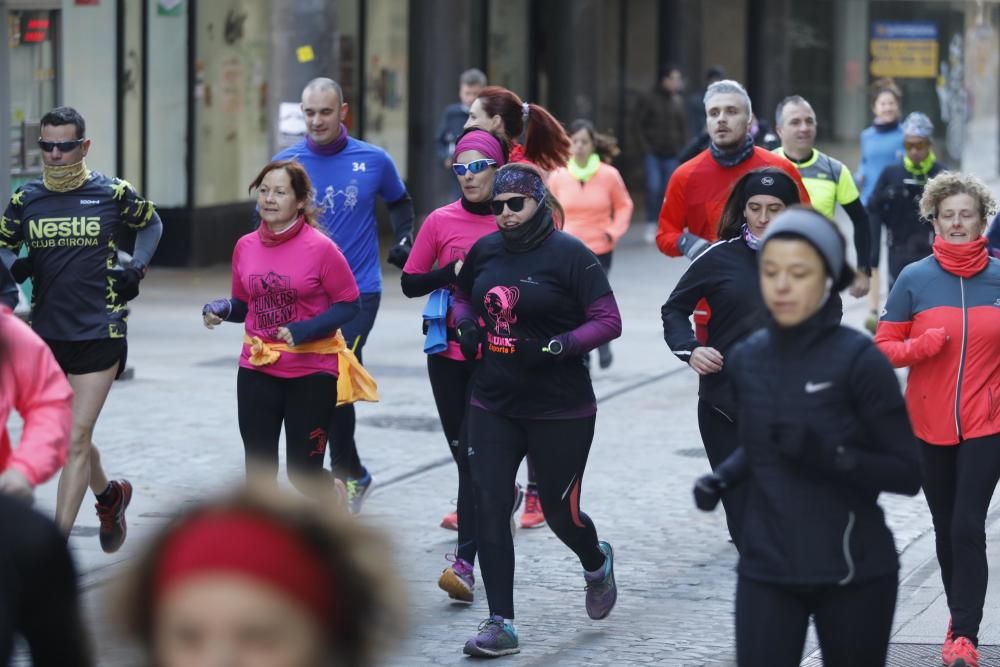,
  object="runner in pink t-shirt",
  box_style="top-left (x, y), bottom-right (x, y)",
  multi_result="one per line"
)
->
top-left (400, 128), bottom-right (507, 603)
top-left (203, 160), bottom-right (359, 497)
